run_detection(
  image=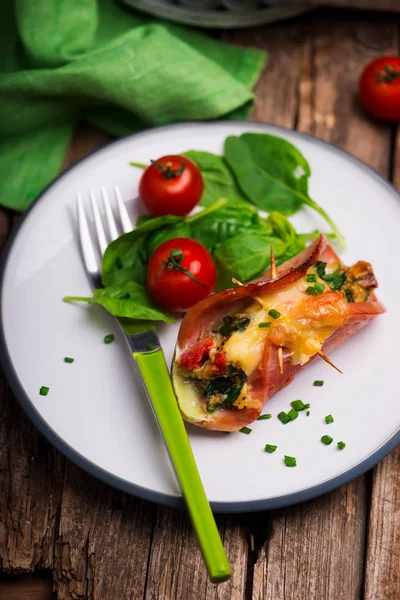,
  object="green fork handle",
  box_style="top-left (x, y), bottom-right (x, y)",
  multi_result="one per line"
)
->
top-left (134, 348), bottom-right (231, 584)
